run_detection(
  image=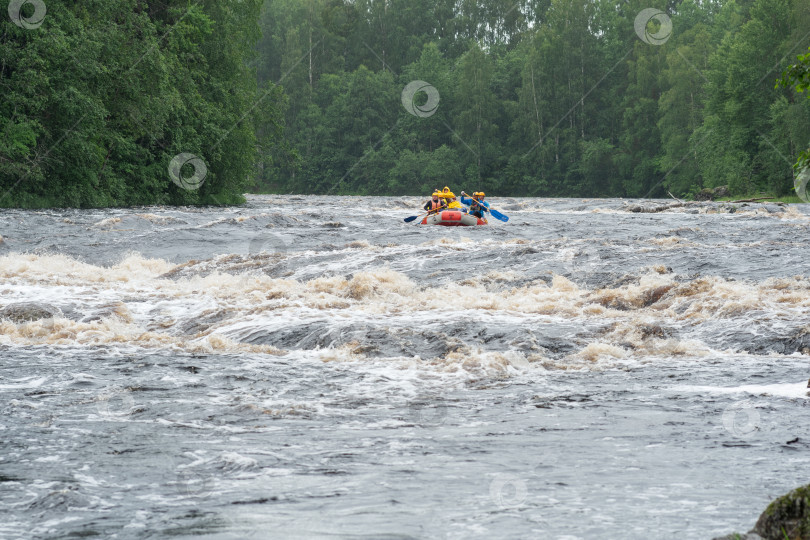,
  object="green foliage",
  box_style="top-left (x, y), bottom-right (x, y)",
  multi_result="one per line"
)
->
top-left (5, 0), bottom-right (808, 204)
top-left (258, 0), bottom-right (810, 198)
top-left (657, 20), bottom-right (713, 196)
top-left (1, 0), bottom-right (285, 207)
top-left (777, 47), bottom-right (810, 94)
top-left (778, 45), bottom-right (810, 172)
